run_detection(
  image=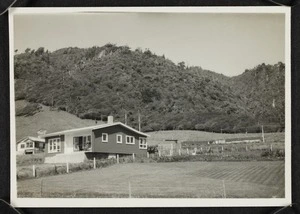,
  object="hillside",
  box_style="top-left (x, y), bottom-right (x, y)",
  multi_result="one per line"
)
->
top-left (231, 63), bottom-right (285, 126)
top-left (14, 44), bottom-right (285, 134)
top-left (15, 100), bottom-right (101, 140)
